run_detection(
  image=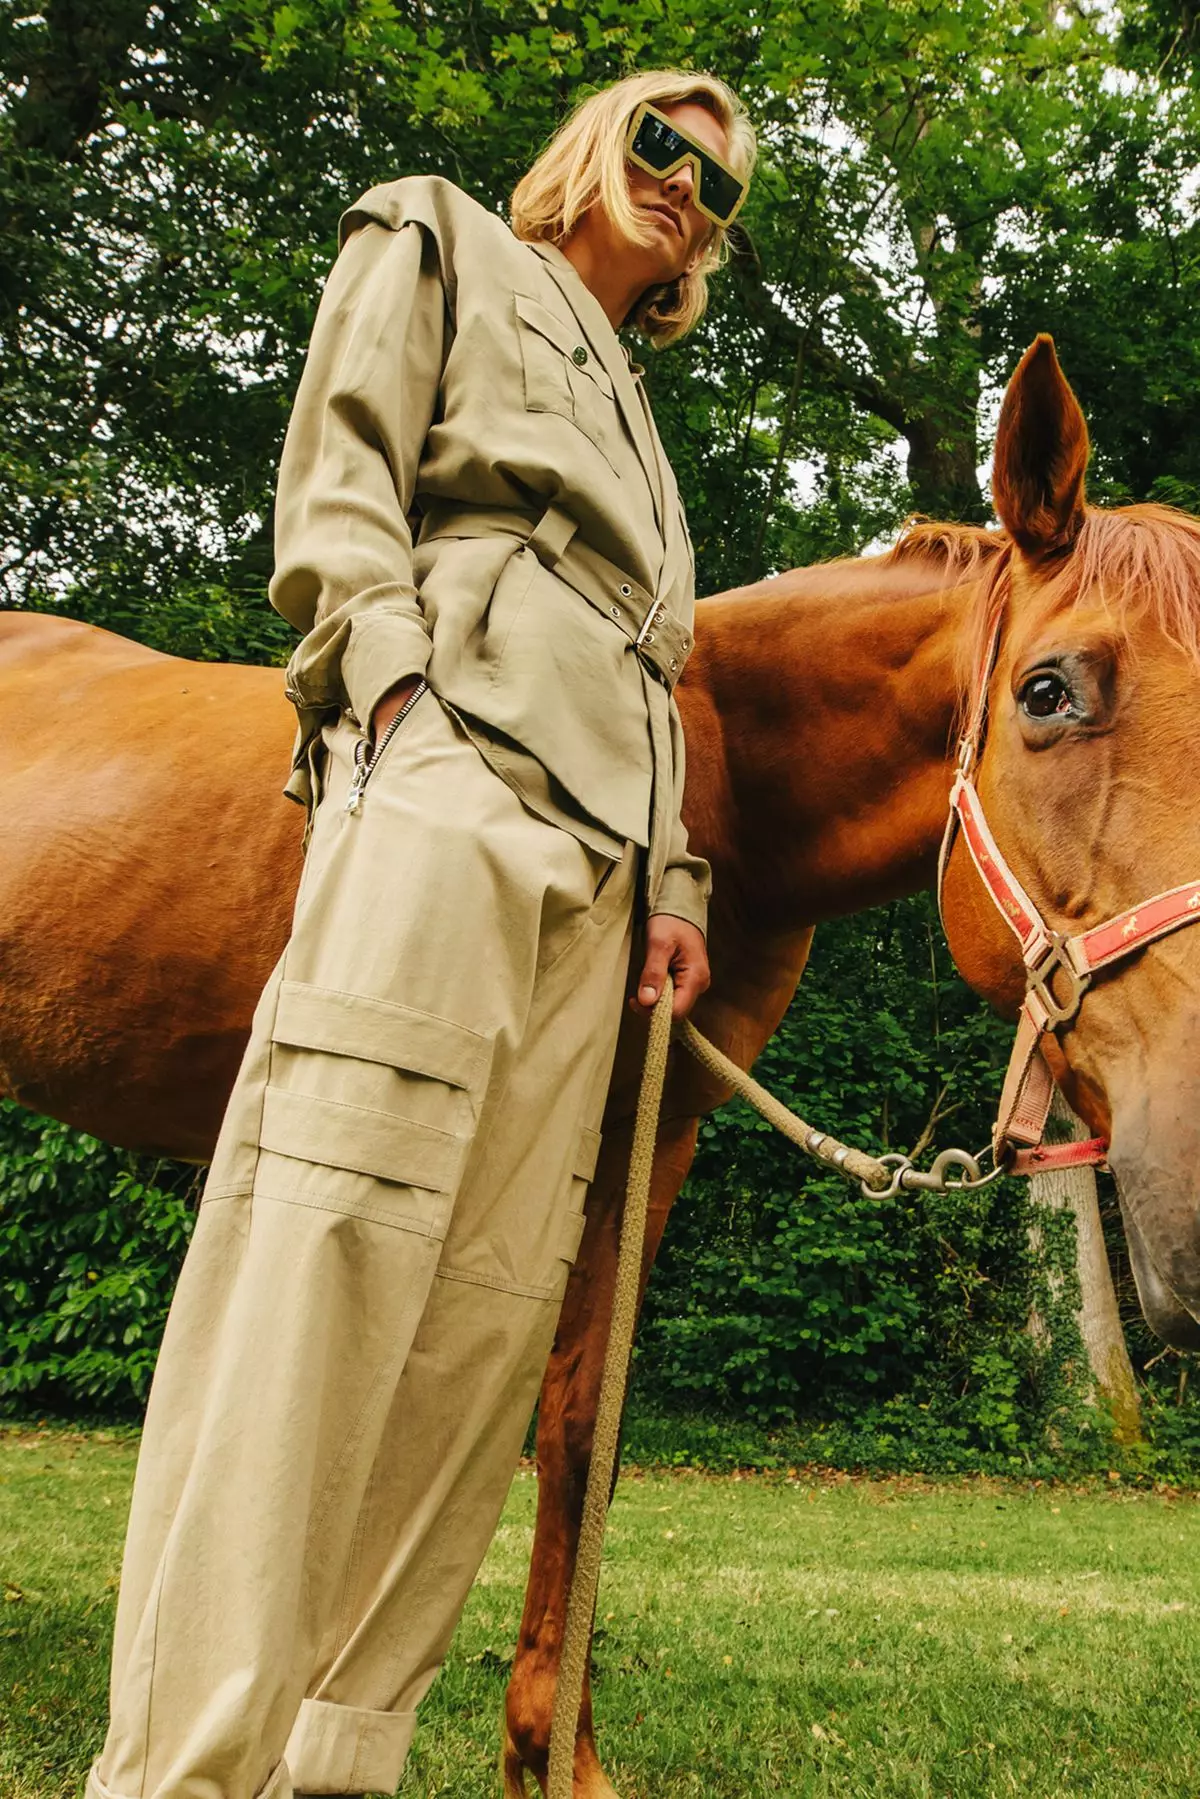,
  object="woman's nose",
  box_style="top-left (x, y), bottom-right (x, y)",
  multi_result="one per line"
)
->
top-left (663, 161), bottom-right (695, 205)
